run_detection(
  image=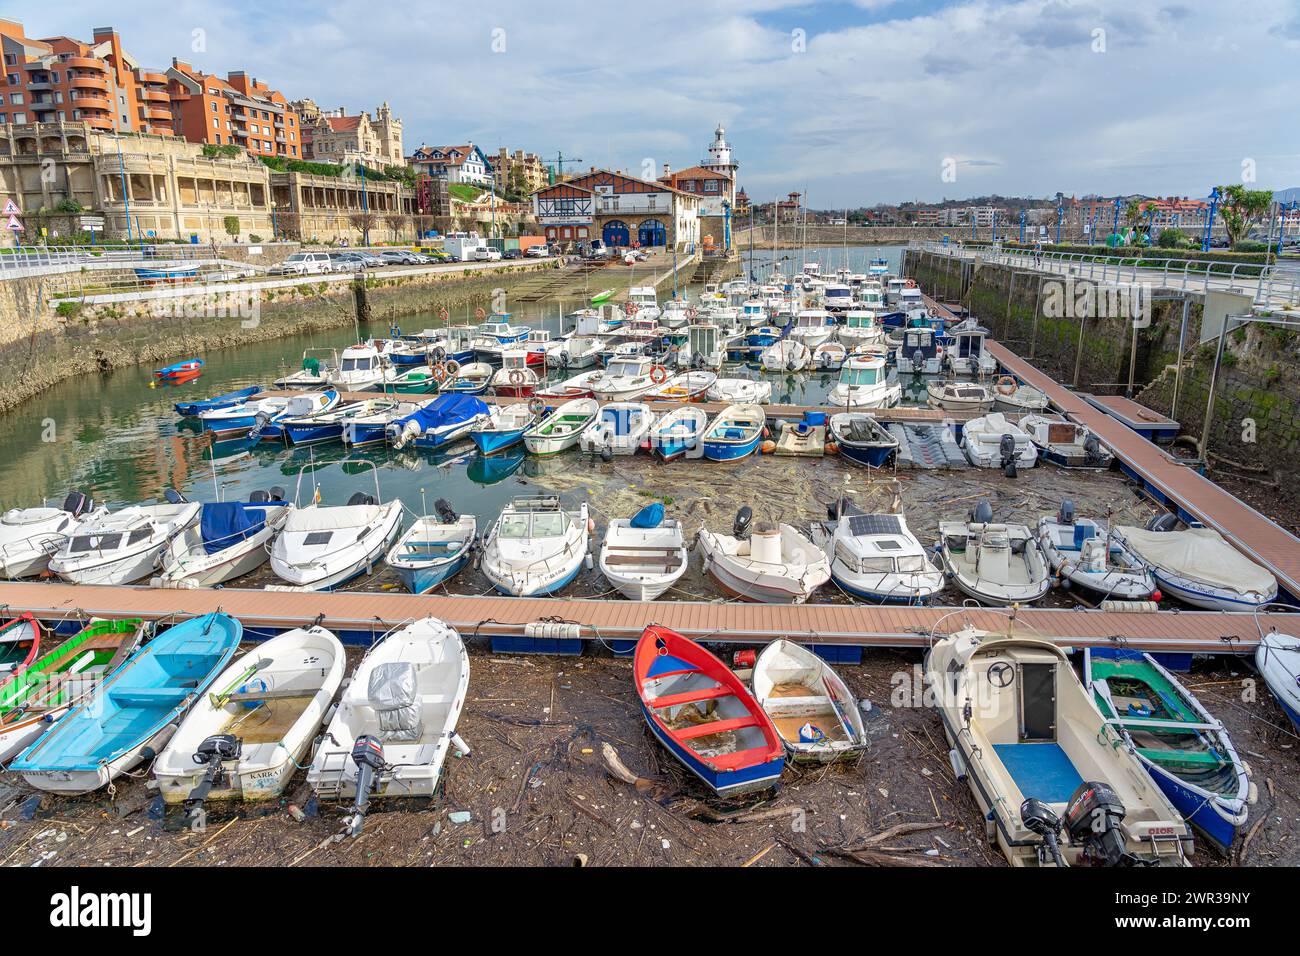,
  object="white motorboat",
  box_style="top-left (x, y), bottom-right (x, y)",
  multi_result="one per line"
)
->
top-left (752, 639), bottom-right (867, 764)
top-left (697, 509), bottom-right (831, 604)
top-left (992, 376), bottom-right (1050, 413)
top-left (659, 301), bottom-right (692, 329)
top-left (599, 503), bottom-right (688, 601)
top-left (961, 412), bottom-right (1038, 472)
top-left (1021, 414), bottom-right (1113, 469)
top-left (1035, 503), bottom-right (1156, 600)
top-left (49, 496), bottom-right (201, 586)
top-left (578, 402), bottom-right (656, 457)
top-left (644, 370), bottom-right (716, 402)
top-left (837, 310), bottom-right (883, 348)
top-left (760, 339), bottom-right (810, 372)
top-left (626, 286), bottom-right (660, 322)
top-left (157, 498), bottom-right (293, 588)
top-left (274, 348), bottom-right (339, 389)
top-left (523, 397), bottom-right (600, 456)
top-left (938, 502), bottom-right (1051, 605)
top-left (788, 310), bottom-right (836, 349)
top-left (153, 625), bottom-right (346, 809)
top-left (590, 356), bottom-right (661, 401)
top-left (1112, 523), bottom-right (1278, 611)
top-left (946, 323), bottom-right (997, 377)
top-left (200, 396), bottom-right (293, 437)
top-left (826, 357), bottom-right (901, 408)
top-left (812, 341), bottom-right (848, 371)
top-left (0, 492), bottom-right (104, 579)
top-left (677, 324), bottom-right (724, 370)
top-left (811, 499), bottom-right (943, 603)
top-left (341, 400), bottom-right (426, 448)
top-left (547, 335), bottom-right (603, 370)
top-left (480, 495), bottom-right (590, 596)
top-left (489, 352), bottom-right (541, 397)
top-left (895, 326), bottom-right (944, 376)
top-left (327, 342), bottom-right (397, 391)
top-left (535, 369), bottom-right (604, 400)
top-left (1257, 631), bottom-right (1300, 734)
top-left (307, 617), bottom-right (470, 834)
top-left (928, 380), bottom-right (994, 413)
top-left (707, 377), bottom-right (772, 404)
